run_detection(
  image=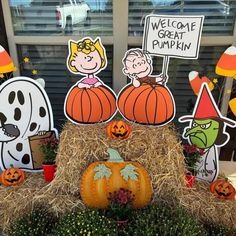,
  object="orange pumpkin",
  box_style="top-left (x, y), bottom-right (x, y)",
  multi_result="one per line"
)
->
top-left (65, 85), bottom-right (117, 124)
top-left (210, 179), bottom-right (236, 200)
top-left (0, 167), bottom-right (26, 186)
top-left (106, 120), bottom-right (131, 140)
top-left (80, 148), bottom-right (152, 209)
top-left (118, 84), bottom-right (175, 125)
